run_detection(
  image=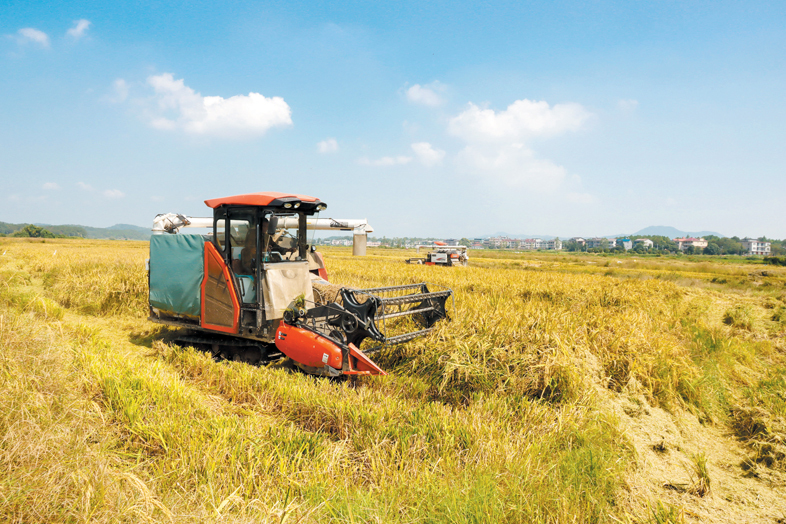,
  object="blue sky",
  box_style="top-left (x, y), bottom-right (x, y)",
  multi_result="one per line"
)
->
top-left (2, 1), bottom-right (784, 238)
